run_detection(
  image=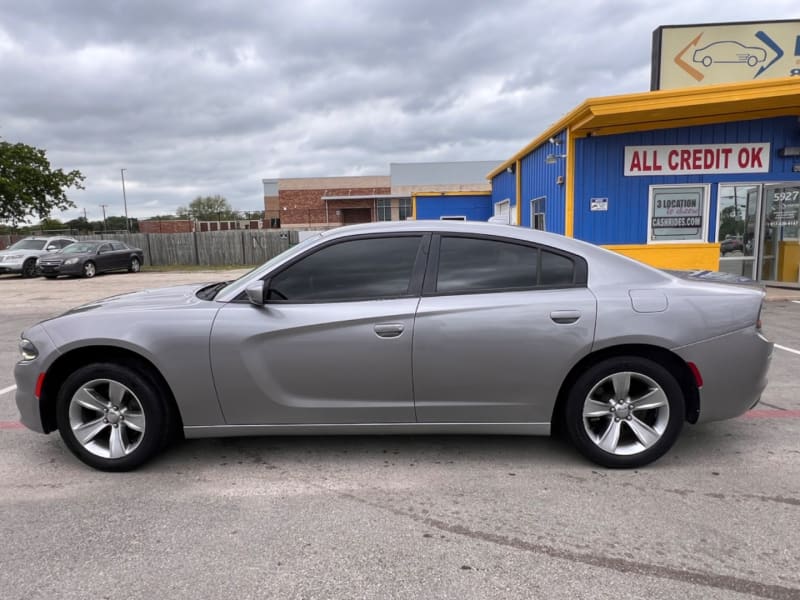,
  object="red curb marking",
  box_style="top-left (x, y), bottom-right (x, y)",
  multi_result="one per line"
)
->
top-left (741, 410), bottom-right (800, 419)
top-left (0, 421), bottom-right (25, 429)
